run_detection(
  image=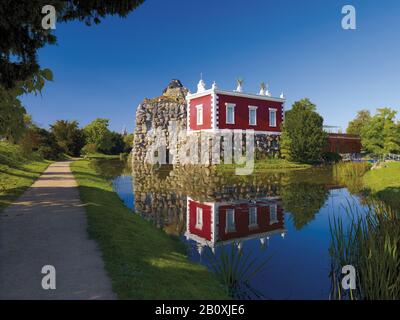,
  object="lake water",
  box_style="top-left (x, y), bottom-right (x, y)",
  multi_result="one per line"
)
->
top-left (93, 159), bottom-right (370, 300)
